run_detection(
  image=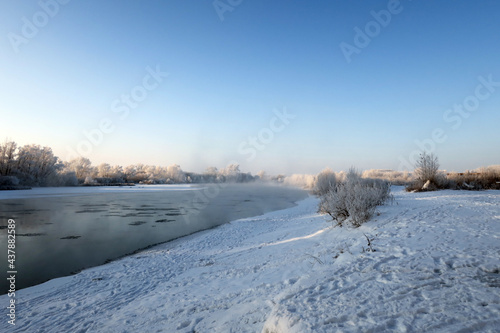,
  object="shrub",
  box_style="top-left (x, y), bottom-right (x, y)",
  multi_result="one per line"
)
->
top-left (447, 167), bottom-right (500, 190)
top-left (313, 168), bottom-right (337, 196)
top-left (318, 168), bottom-right (391, 227)
top-left (406, 152), bottom-right (442, 192)
top-left (414, 152), bottom-right (439, 183)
